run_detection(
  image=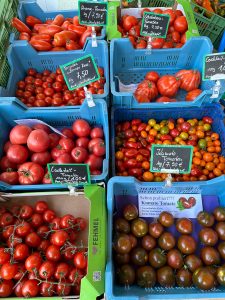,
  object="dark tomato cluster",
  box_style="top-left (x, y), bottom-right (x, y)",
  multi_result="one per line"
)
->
top-left (15, 67), bottom-right (105, 107)
top-left (134, 70), bottom-right (201, 103)
top-left (115, 116), bottom-right (225, 181)
top-left (119, 8), bottom-right (188, 49)
top-left (113, 205), bottom-right (225, 290)
top-left (12, 15), bottom-right (102, 51)
top-left (0, 120), bottom-right (105, 185)
top-left (0, 201), bottom-right (87, 298)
